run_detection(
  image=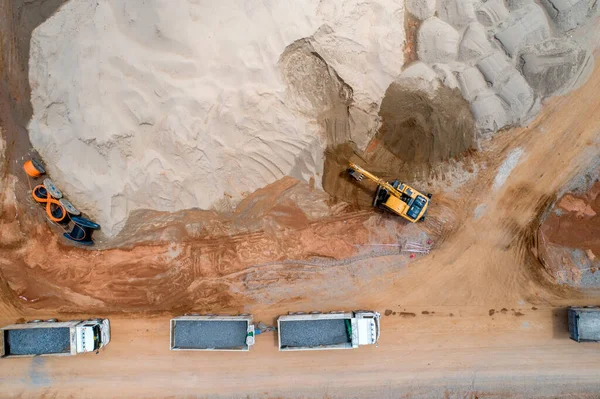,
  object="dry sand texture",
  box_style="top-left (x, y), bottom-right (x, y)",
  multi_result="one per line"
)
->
top-left (27, 0), bottom-right (405, 237)
top-left (407, 0), bottom-right (597, 133)
top-left (26, 0), bottom-right (600, 241)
